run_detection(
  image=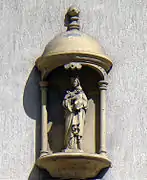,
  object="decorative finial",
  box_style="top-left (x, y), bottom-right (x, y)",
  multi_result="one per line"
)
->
top-left (65, 6), bottom-right (80, 31)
